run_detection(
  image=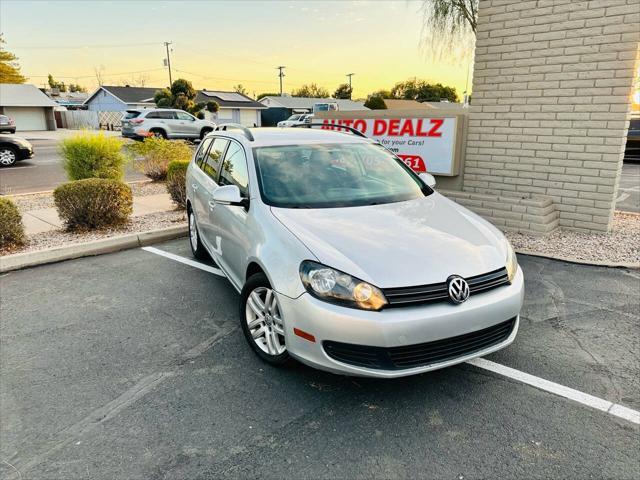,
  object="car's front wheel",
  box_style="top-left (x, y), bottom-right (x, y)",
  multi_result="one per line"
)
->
top-left (188, 209), bottom-right (208, 260)
top-left (0, 146), bottom-right (17, 167)
top-left (240, 273), bottom-right (290, 365)
top-left (200, 127), bottom-right (213, 139)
